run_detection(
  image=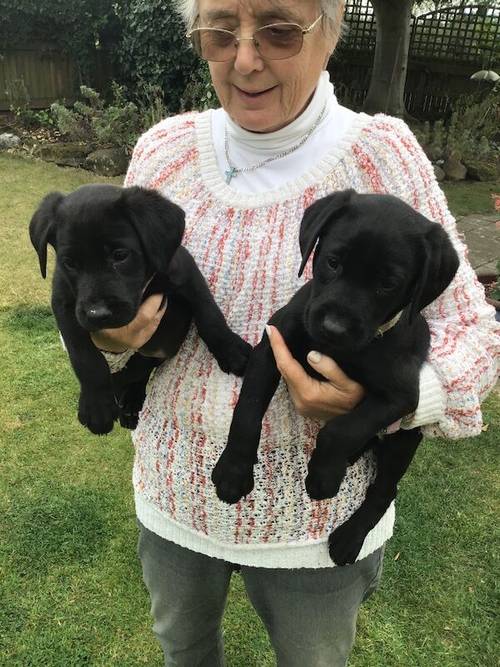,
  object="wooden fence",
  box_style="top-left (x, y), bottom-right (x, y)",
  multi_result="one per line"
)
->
top-left (0, 43), bottom-right (112, 112)
top-left (1, 4), bottom-right (498, 117)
